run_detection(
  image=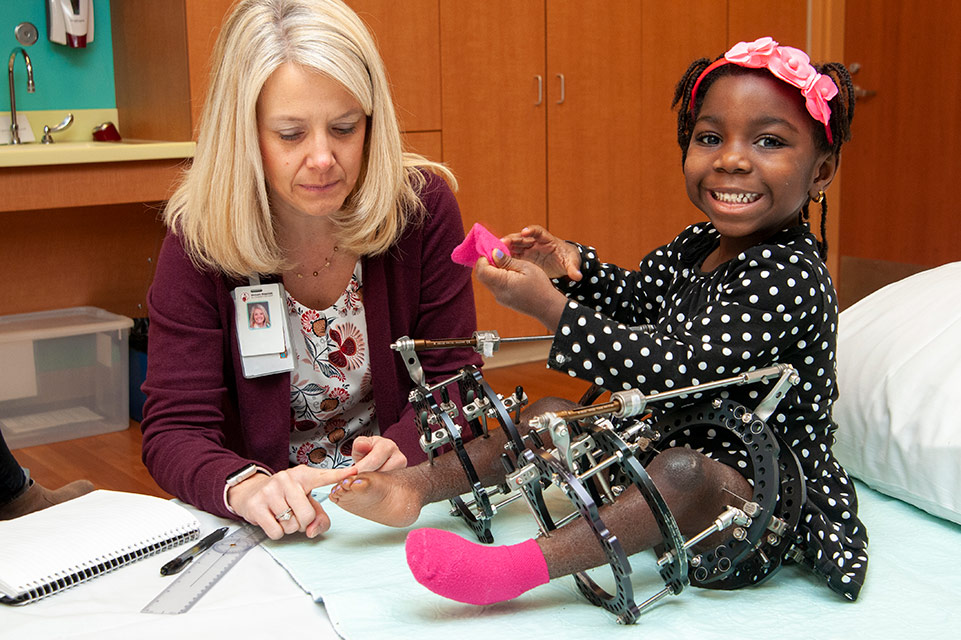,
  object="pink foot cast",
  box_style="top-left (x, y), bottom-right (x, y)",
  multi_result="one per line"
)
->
top-left (405, 527), bottom-right (549, 605)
